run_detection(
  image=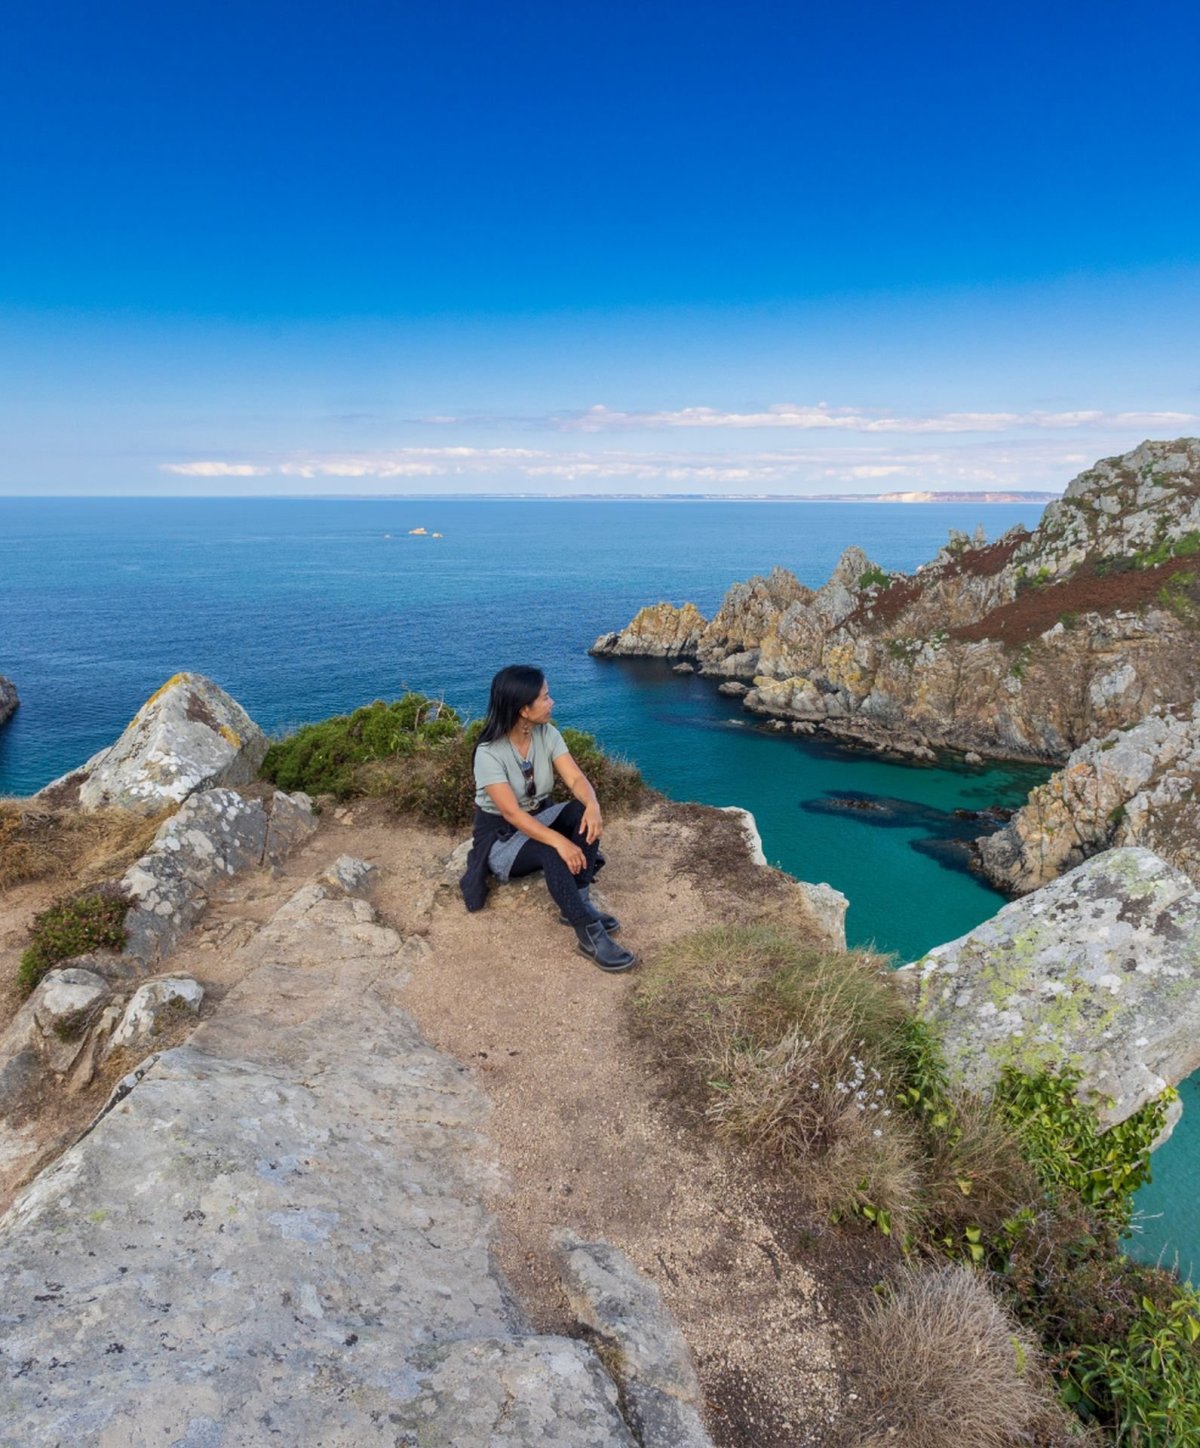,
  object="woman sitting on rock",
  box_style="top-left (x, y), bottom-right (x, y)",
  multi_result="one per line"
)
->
top-left (460, 664), bottom-right (637, 972)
